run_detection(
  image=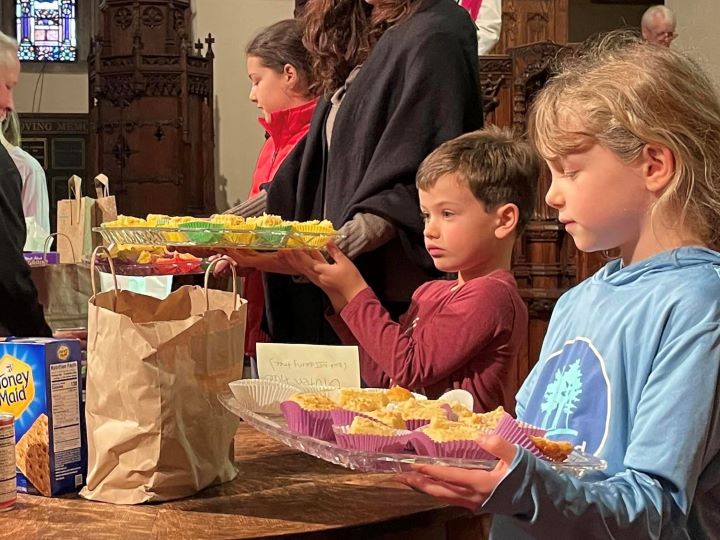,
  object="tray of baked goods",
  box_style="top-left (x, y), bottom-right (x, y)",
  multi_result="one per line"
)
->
top-left (84, 244), bottom-right (206, 276)
top-left (219, 381), bottom-right (607, 477)
top-left (94, 213), bottom-right (343, 250)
